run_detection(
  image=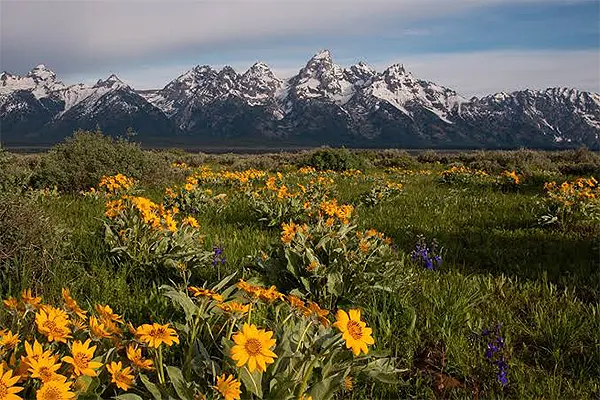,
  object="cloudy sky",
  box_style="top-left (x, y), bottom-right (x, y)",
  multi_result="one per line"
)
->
top-left (1, 0), bottom-right (599, 97)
